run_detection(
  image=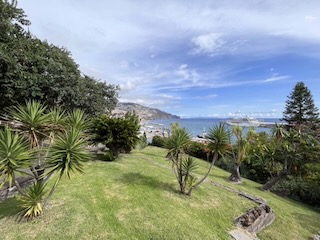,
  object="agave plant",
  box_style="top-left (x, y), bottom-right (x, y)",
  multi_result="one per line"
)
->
top-left (19, 182), bottom-right (46, 220)
top-left (0, 127), bottom-right (31, 193)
